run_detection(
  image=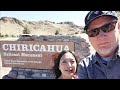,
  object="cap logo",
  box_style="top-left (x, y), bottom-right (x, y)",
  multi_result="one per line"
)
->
top-left (102, 11), bottom-right (108, 14)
